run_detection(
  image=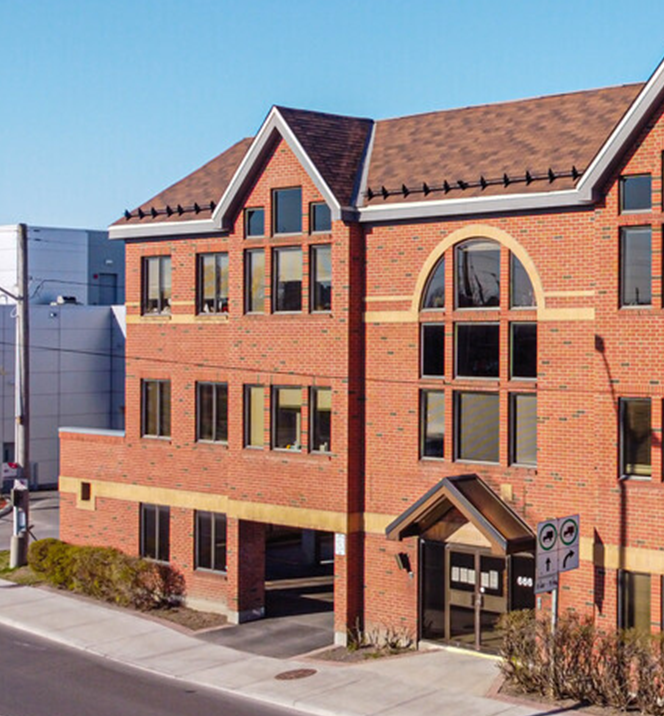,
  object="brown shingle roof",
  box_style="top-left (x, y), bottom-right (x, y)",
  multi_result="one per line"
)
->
top-left (115, 137), bottom-right (253, 225)
top-left (275, 107), bottom-right (373, 207)
top-left (365, 83), bottom-right (644, 204)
